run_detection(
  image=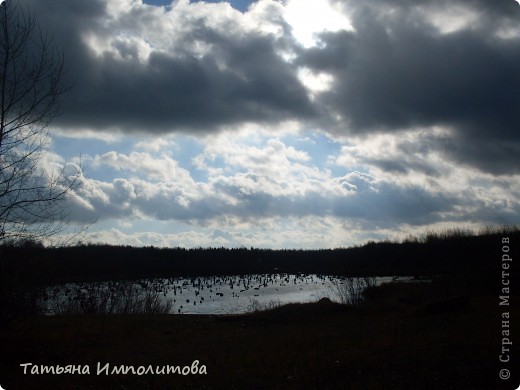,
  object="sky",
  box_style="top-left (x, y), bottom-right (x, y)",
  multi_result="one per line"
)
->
top-left (15, 0), bottom-right (520, 248)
